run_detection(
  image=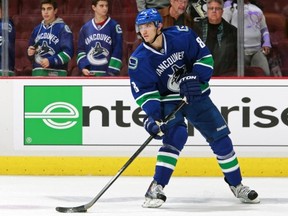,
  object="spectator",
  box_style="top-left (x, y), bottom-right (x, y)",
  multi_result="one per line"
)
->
top-left (159, 0), bottom-right (193, 28)
top-left (77, 0), bottom-right (123, 76)
top-left (0, 0), bottom-right (15, 76)
top-left (27, 0), bottom-right (74, 76)
top-left (223, 0), bottom-right (271, 76)
top-left (223, 0), bottom-right (232, 8)
top-left (194, 0), bottom-right (237, 76)
top-left (136, 0), bottom-right (170, 12)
